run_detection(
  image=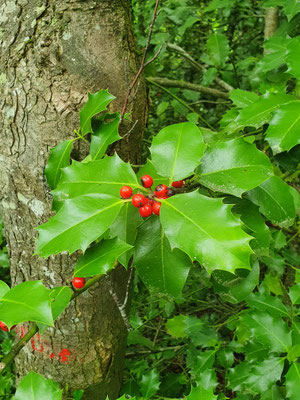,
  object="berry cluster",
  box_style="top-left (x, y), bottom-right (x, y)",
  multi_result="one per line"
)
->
top-left (120, 175), bottom-right (184, 218)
